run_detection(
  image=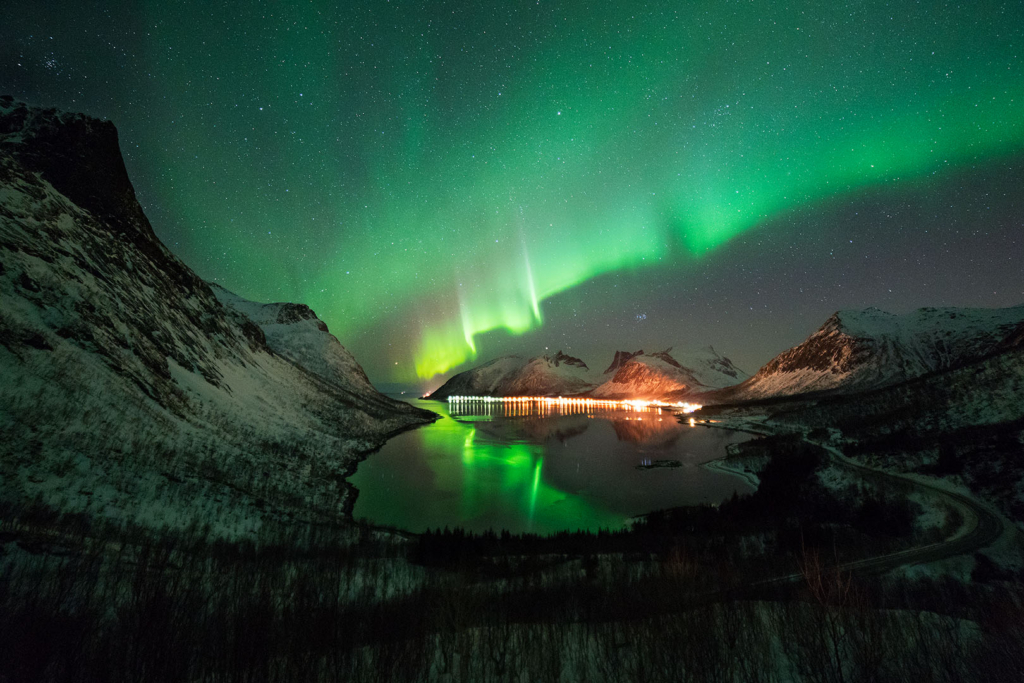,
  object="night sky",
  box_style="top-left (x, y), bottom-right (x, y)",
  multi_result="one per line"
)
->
top-left (4, 1), bottom-right (1023, 389)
